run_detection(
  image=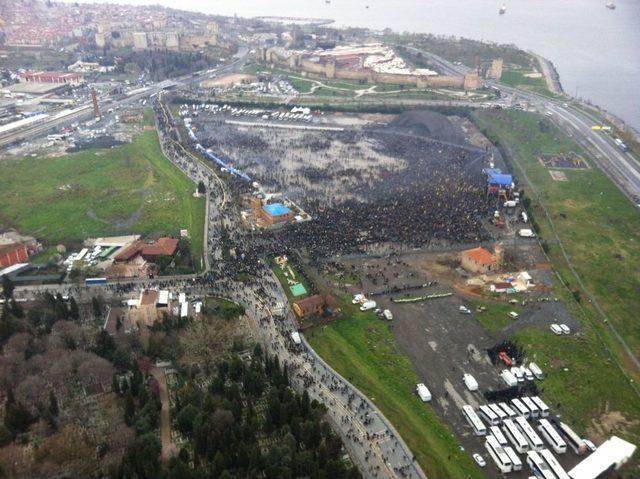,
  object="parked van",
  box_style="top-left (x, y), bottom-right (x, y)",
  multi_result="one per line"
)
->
top-left (463, 373), bottom-right (479, 391)
top-left (416, 383), bottom-right (432, 402)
